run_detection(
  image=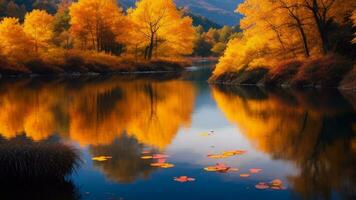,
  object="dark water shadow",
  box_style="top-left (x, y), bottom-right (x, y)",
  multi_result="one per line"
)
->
top-left (0, 135), bottom-right (81, 200)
